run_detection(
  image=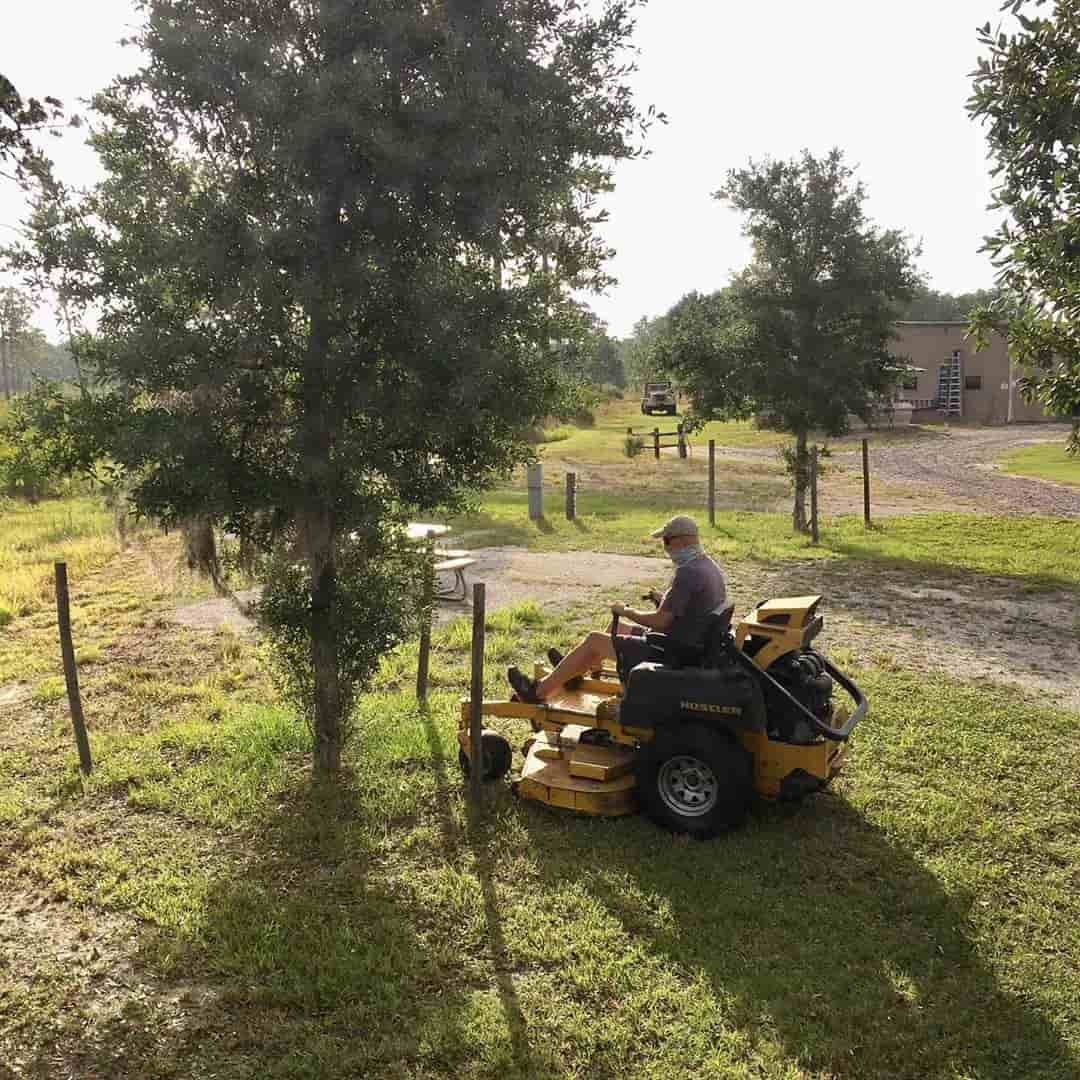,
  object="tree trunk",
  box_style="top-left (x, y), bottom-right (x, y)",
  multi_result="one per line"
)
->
top-left (301, 292), bottom-right (343, 772)
top-left (0, 335), bottom-right (9, 400)
top-left (302, 131), bottom-right (348, 774)
top-left (304, 501), bottom-right (342, 773)
top-left (792, 428), bottom-right (809, 533)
